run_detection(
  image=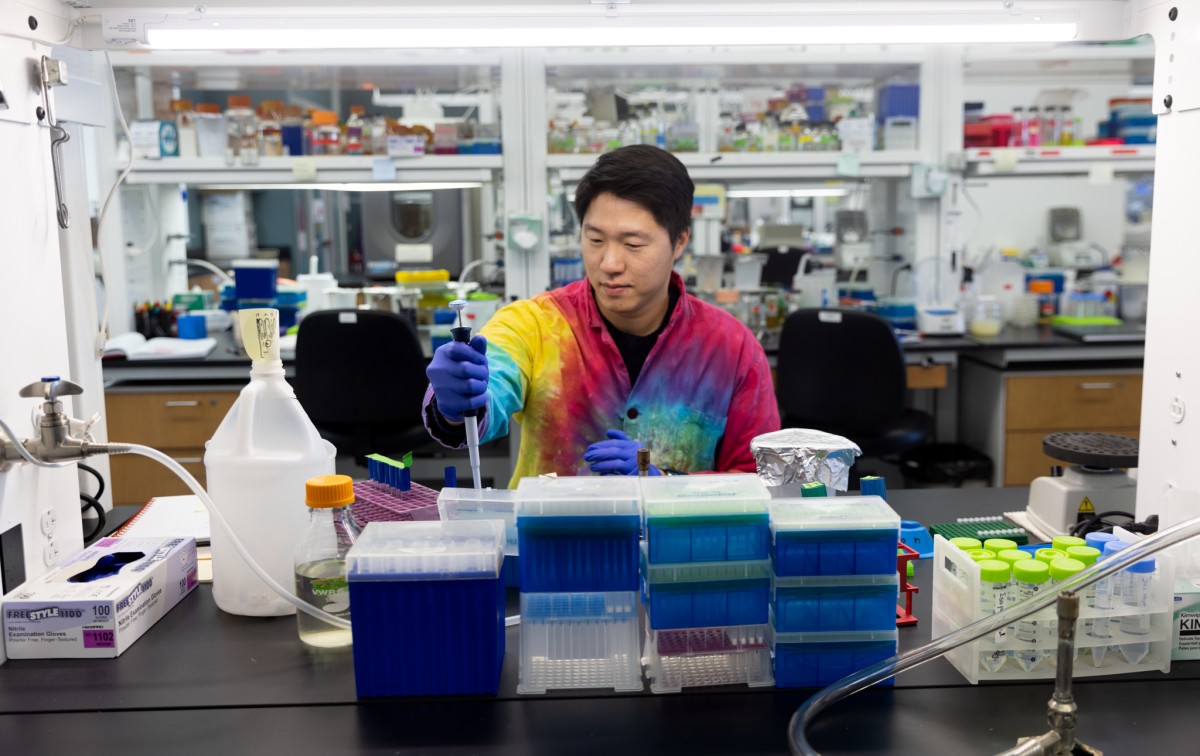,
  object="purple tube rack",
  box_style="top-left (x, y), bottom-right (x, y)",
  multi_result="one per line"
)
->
top-left (351, 480), bottom-right (441, 527)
